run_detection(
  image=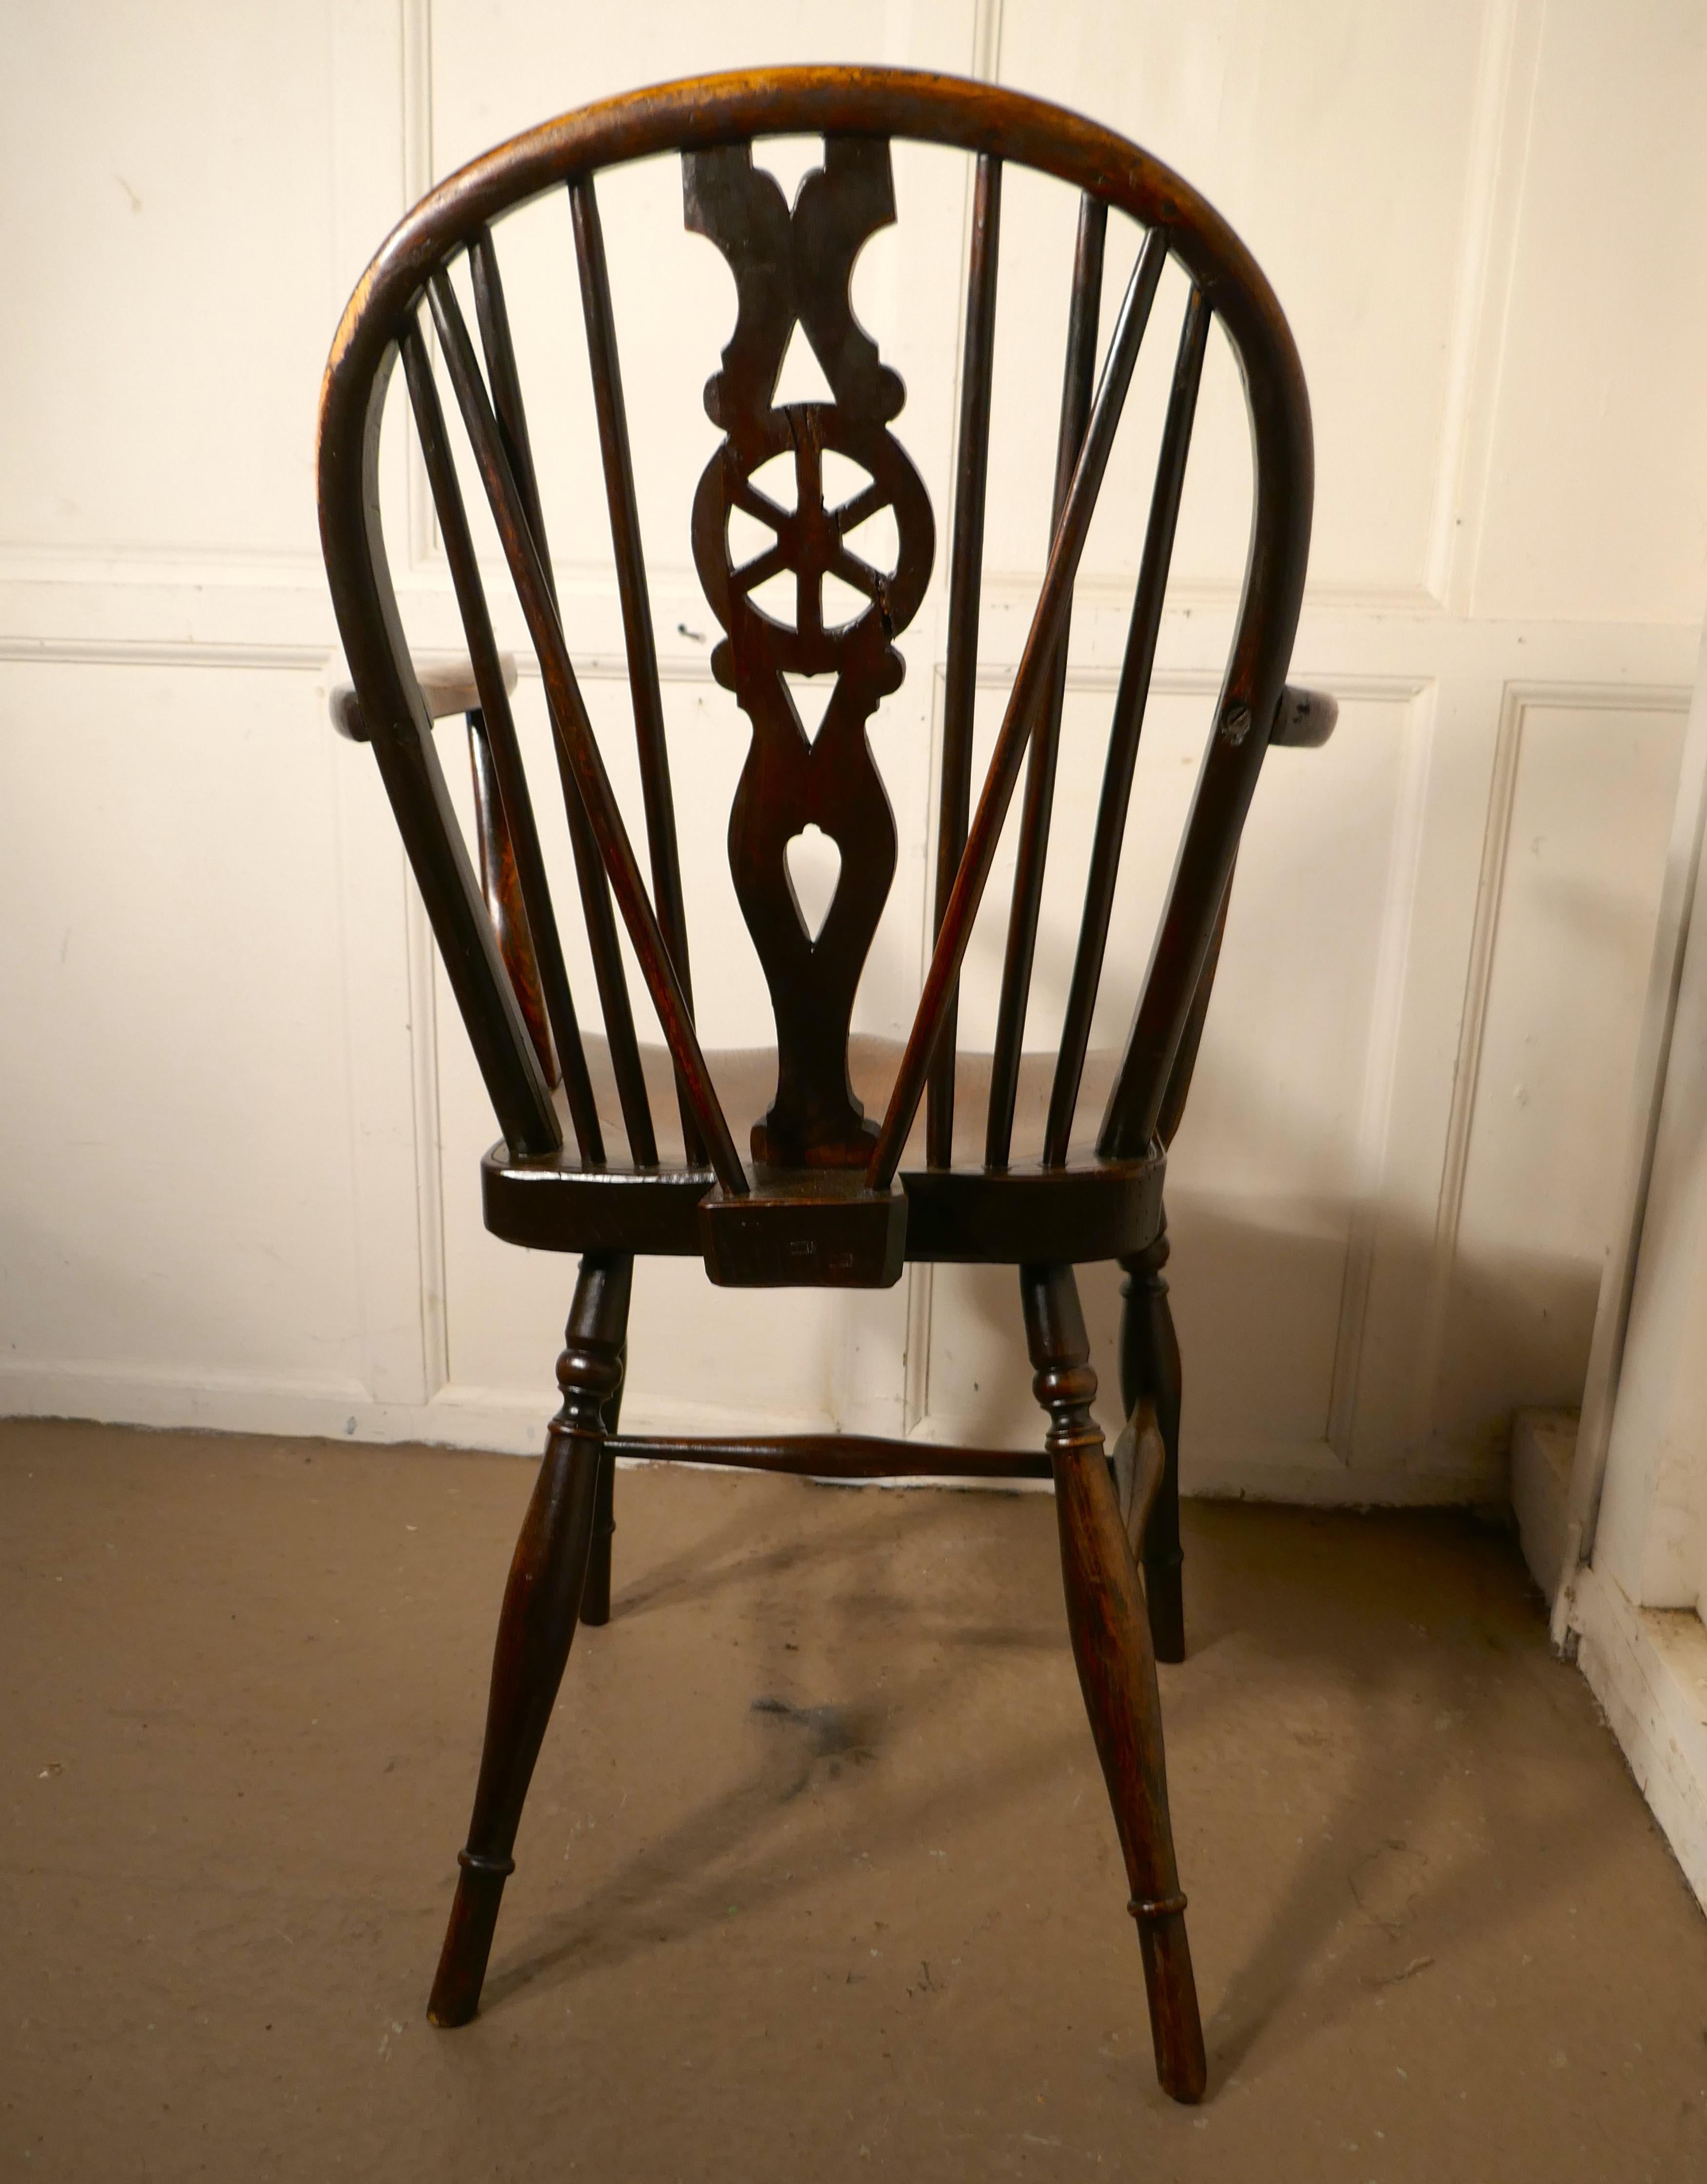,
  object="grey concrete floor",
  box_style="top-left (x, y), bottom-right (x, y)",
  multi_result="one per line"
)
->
top-left (2, 1417), bottom-right (1705, 2181)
